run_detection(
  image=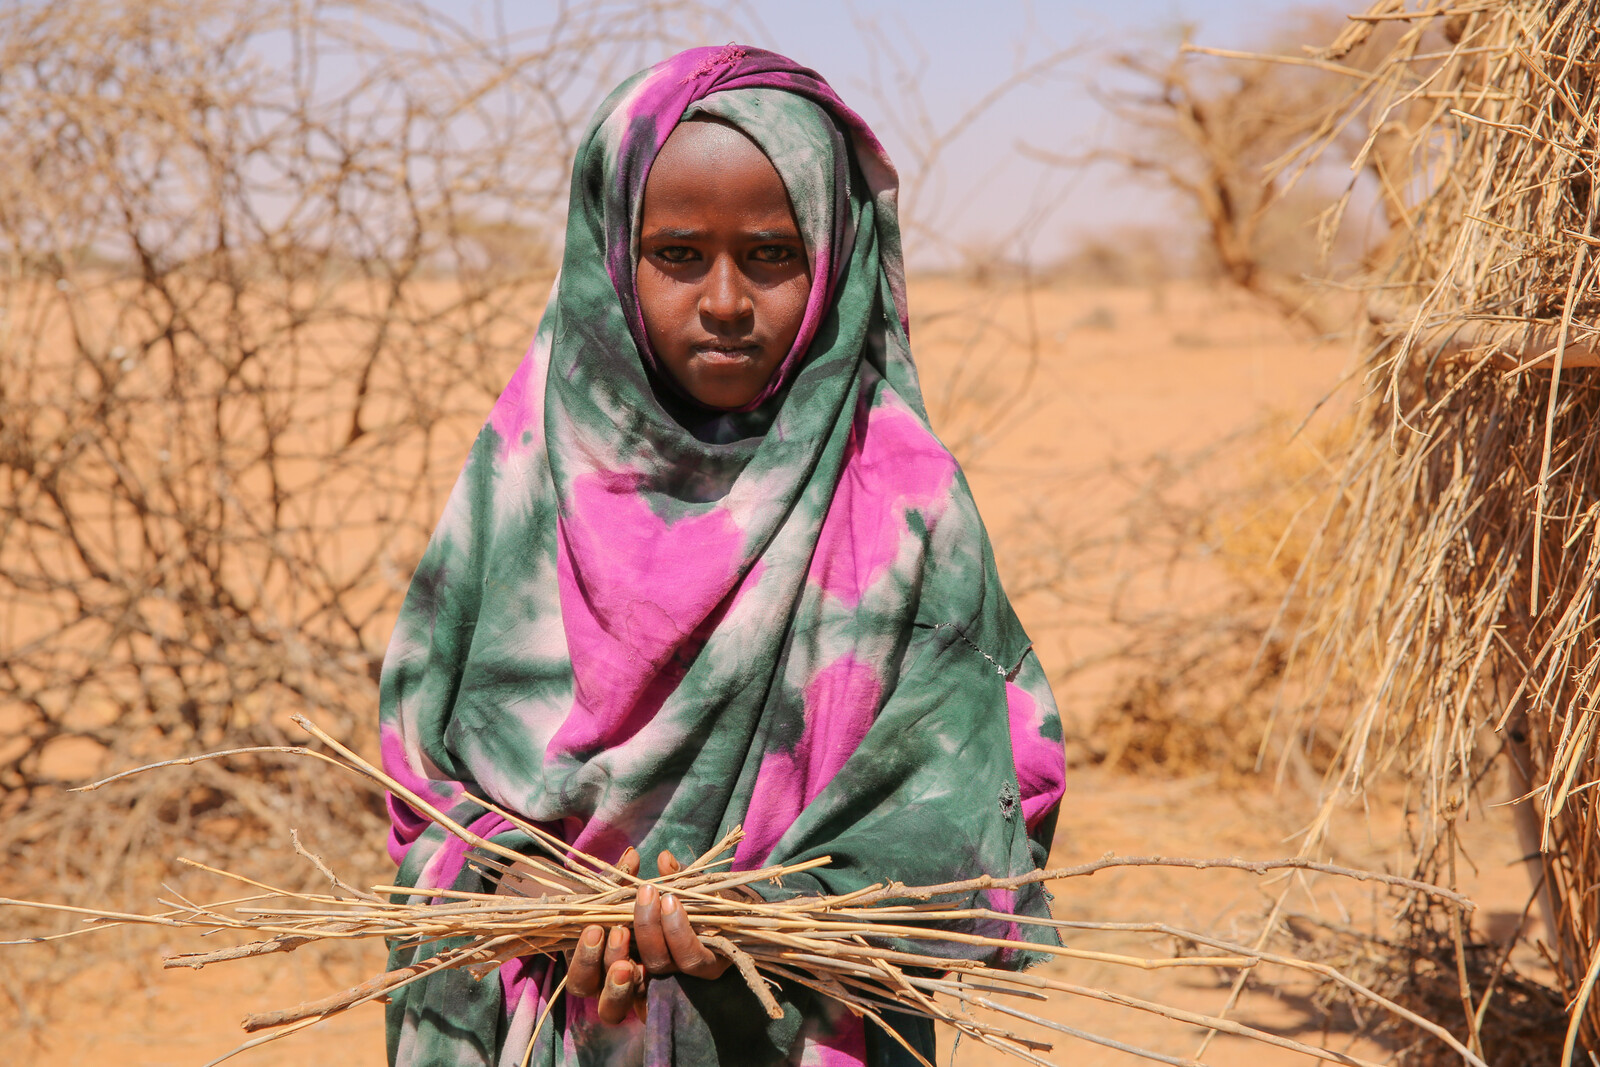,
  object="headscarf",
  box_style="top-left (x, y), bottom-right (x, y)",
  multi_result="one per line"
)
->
top-left (380, 45), bottom-right (1066, 1067)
